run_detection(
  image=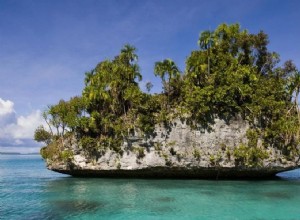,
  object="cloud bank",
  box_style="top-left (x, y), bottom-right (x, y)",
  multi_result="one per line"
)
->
top-left (0, 97), bottom-right (44, 153)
